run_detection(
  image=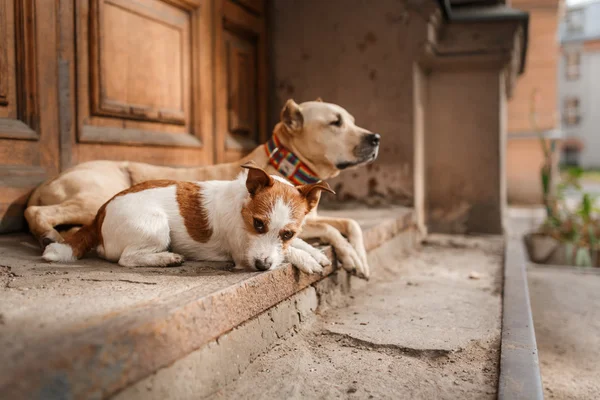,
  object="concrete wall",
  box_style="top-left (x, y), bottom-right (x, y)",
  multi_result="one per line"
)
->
top-left (268, 0), bottom-right (434, 207)
top-left (506, 0), bottom-right (560, 205)
top-left (425, 70), bottom-right (503, 234)
top-left (506, 138), bottom-right (557, 204)
top-left (508, 1), bottom-right (560, 133)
